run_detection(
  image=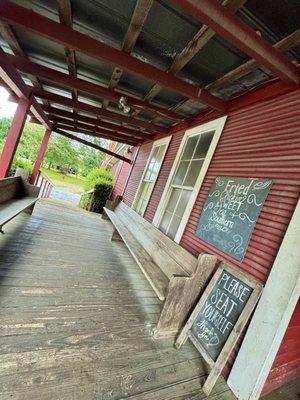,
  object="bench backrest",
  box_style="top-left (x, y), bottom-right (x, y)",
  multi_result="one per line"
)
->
top-left (0, 177), bottom-right (39, 204)
top-left (114, 201), bottom-right (198, 278)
